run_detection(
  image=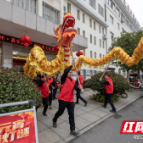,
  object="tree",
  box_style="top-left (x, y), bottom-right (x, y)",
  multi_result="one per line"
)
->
top-left (108, 30), bottom-right (143, 81)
